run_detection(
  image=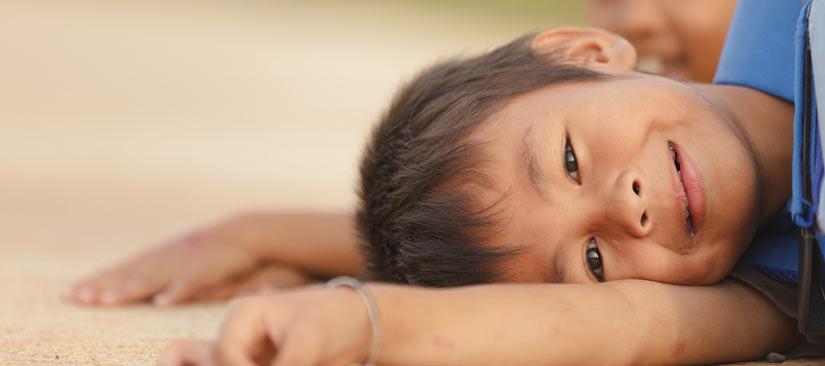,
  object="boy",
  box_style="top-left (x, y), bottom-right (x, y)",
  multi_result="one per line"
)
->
top-left (66, 0), bottom-right (735, 305)
top-left (155, 22), bottom-right (802, 365)
top-left (71, 1), bottom-right (821, 364)
top-left (62, 0), bottom-right (740, 306)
